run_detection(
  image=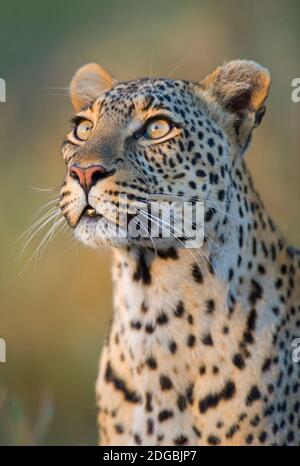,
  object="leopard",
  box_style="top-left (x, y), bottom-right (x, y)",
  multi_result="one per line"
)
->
top-left (59, 59), bottom-right (300, 446)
